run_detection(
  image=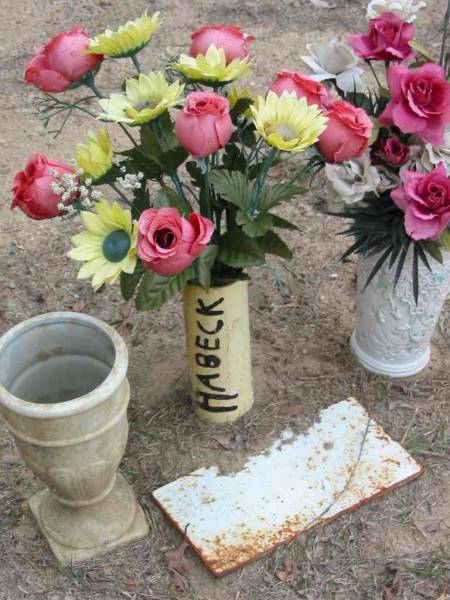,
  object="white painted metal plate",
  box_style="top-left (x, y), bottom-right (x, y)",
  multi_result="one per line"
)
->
top-left (153, 398), bottom-right (423, 576)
